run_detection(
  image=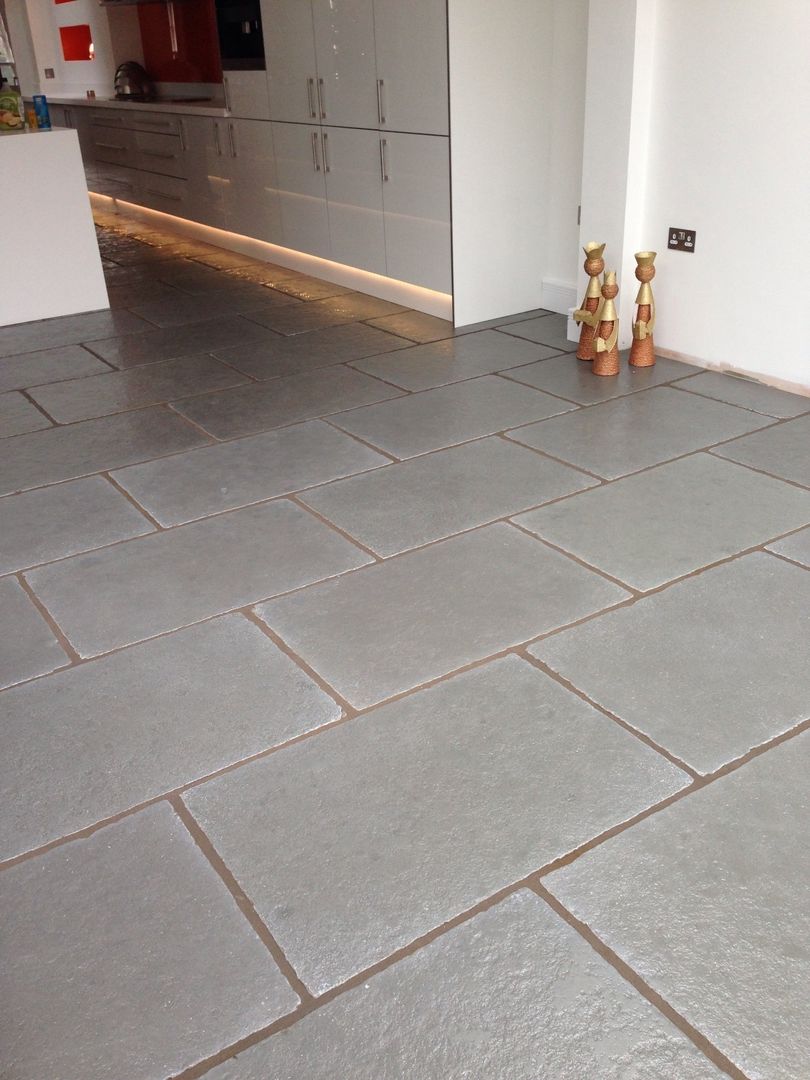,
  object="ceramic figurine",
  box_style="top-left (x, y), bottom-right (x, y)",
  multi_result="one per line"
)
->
top-left (573, 241), bottom-right (606, 360)
top-left (629, 251), bottom-right (657, 367)
top-left (593, 271), bottom-right (620, 376)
